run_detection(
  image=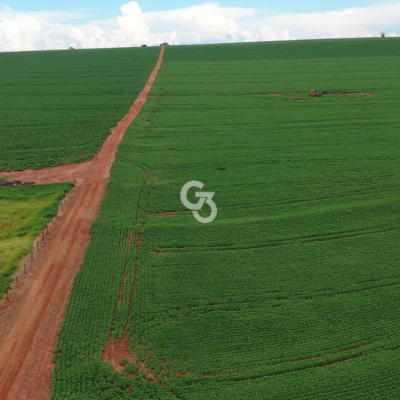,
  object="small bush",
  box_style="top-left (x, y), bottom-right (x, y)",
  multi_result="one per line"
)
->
top-left (119, 358), bottom-right (128, 366)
